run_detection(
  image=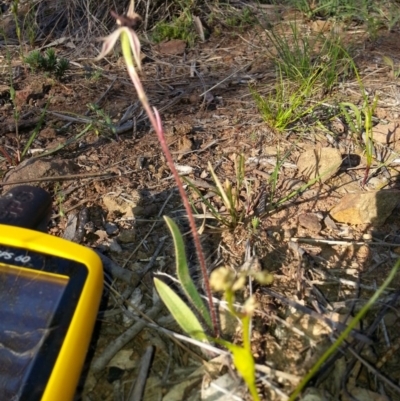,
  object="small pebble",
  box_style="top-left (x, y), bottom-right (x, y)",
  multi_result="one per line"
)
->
top-left (105, 222), bottom-right (119, 235)
top-left (324, 215), bottom-right (338, 230)
top-left (367, 176), bottom-right (389, 190)
top-left (298, 213), bottom-right (322, 233)
top-left (109, 239), bottom-right (122, 253)
top-left (117, 229), bottom-right (136, 243)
